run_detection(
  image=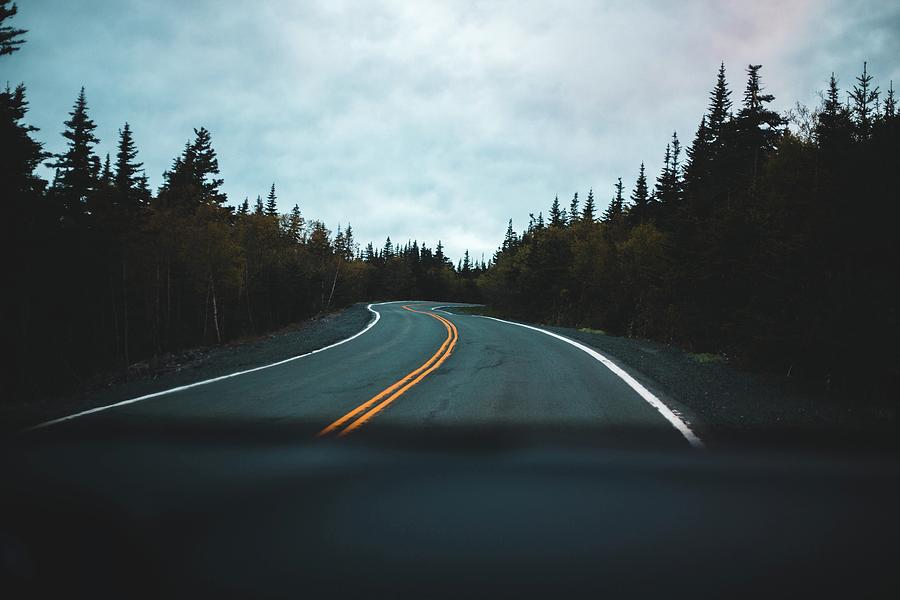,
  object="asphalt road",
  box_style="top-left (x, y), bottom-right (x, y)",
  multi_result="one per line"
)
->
top-left (26, 301), bottom-right (698, 445)
top-left (4, 301), bottom-right (900, 598)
